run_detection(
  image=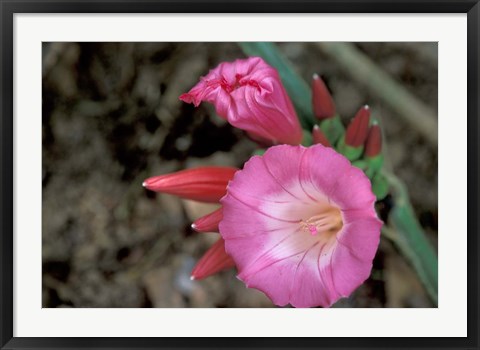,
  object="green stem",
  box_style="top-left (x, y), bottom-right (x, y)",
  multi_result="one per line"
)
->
top-left (383, 170), bottom-right (438, 305)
